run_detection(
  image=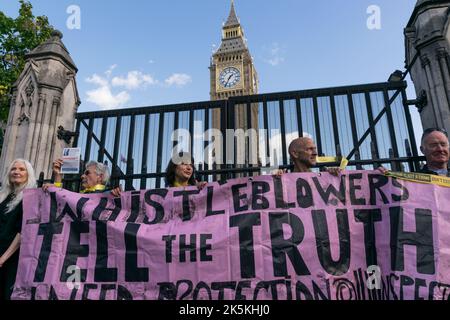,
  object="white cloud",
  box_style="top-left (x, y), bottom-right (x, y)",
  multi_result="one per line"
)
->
top-left (148, 60), bottom-right (155, 64)
top-left (266, 56), bottom-right (285, 66)
top-left (85, 67), bottom-right (189, 110)
top-left (86, 70), bottom-right (130, 110)
top-left (112, 71), bottom-right (157, 90)
top-left (165, 73), bottom-right (192, 87)
top-left (86, 86), bottom-right (130, 110)
top-left (86, 74), bottom-right (108, 87)
top-left (105, 64), bottom-right (117, 77)
top-left (262, 43), bottom-right (286, 66)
